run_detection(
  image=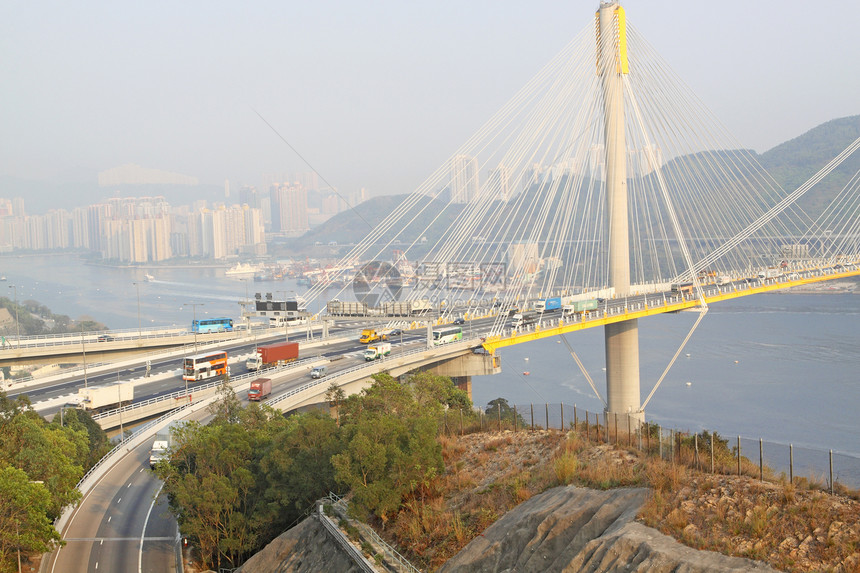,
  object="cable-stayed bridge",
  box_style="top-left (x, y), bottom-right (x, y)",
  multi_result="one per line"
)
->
top-left (299, 2), bottom-right (860, 425)
top-left (7, 2), bottom-right (860, 430)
